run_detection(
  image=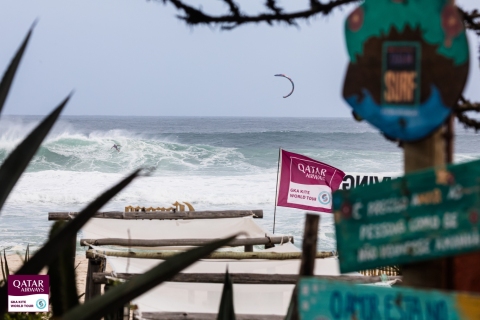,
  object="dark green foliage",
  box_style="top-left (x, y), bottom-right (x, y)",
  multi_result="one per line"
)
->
top-left (103, 284), bottom-right (124, 320)
top-left (217, 268), bottom-right (235, 320)
top-left (62, 234), bottom-right (238, 320)
top-left (0, 23), bottom-right (34, 114)
top-left (3, 313), bottom-right (47, 320)
top-left (0, 250), bottom-right (8, 284)
top-left (2, 249), bottom-right (10, 282)
top-left (284, 286), bottom-right (297, 320)
top-left (24, 245), bottom-right (29, 263)
top-left (48, 221), bottom-right (79, 317)
top-left (0, 96), bottom-right (69, 215)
